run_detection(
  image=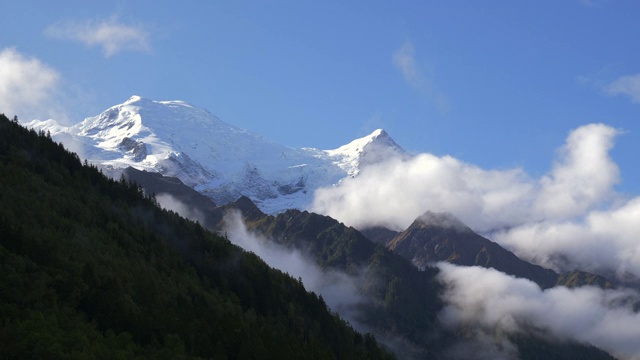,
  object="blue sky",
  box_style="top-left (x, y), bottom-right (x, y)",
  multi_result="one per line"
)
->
top-left (2, 0), bottom-right (640, 192)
